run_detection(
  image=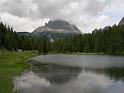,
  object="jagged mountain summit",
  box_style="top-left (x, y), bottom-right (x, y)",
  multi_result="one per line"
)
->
top-left (33, 20), bottom-right (81, 34)
top-left (32, 20), bottom-right (82, 40)
top-left (119, 16), bottom-right (124, 26)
